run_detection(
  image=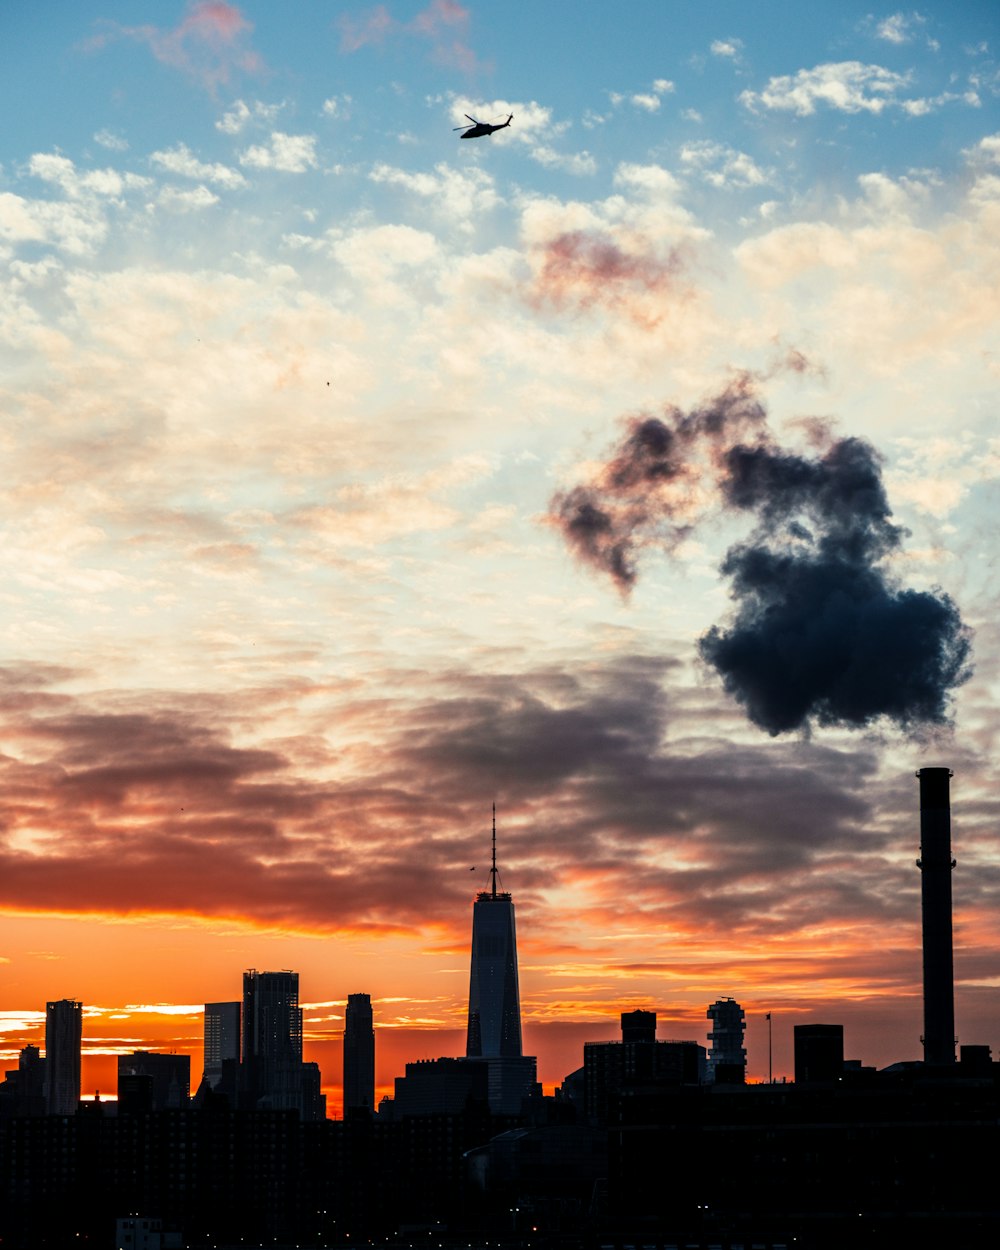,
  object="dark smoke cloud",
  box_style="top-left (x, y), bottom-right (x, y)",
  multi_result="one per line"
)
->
top-left (550, 380), bottom-right (972, 735)
top-left (549, 376), bottom-right (767, 590)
